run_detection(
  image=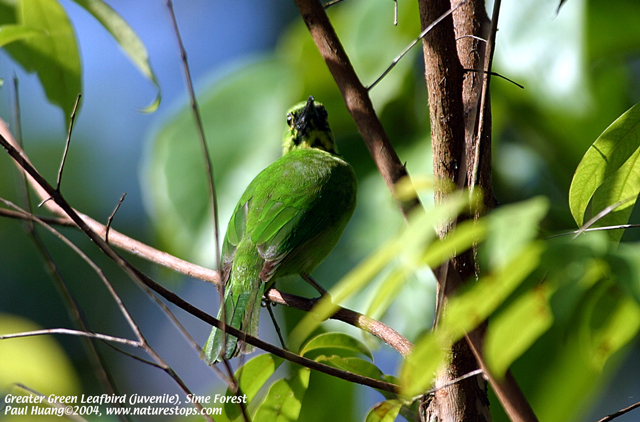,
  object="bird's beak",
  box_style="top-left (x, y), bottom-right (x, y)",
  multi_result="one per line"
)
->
top-left (295, 95), bottom-right (316, 132)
